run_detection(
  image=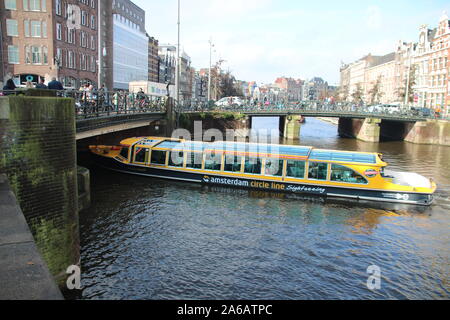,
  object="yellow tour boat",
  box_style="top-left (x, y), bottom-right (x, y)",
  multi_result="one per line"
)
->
top-left (90, 137), bottom-right (437, 206)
